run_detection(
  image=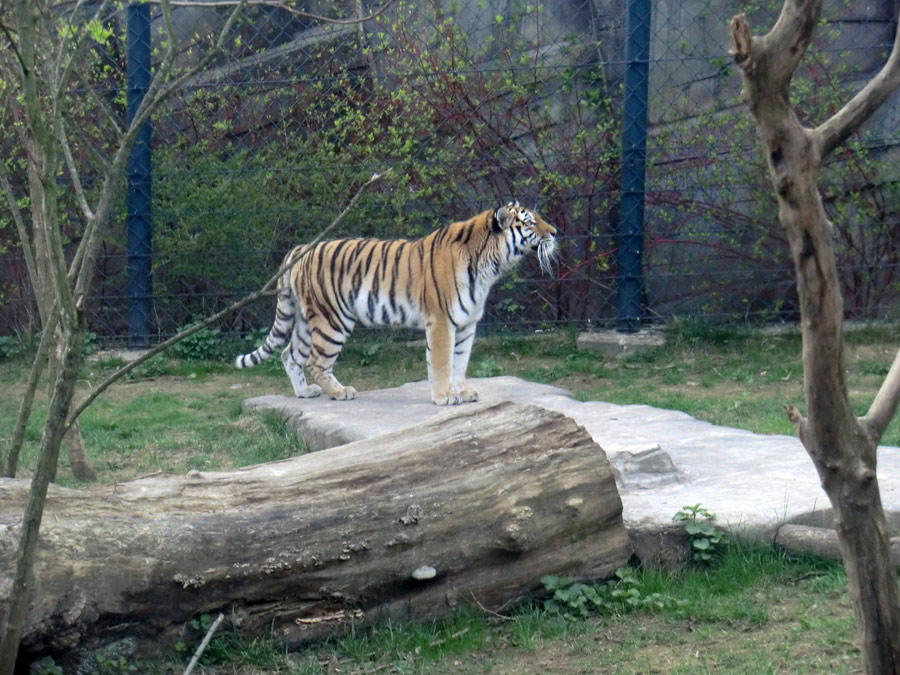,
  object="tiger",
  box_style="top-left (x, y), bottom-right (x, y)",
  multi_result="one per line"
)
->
top-left (234, 201), bottom-right (557, 405)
